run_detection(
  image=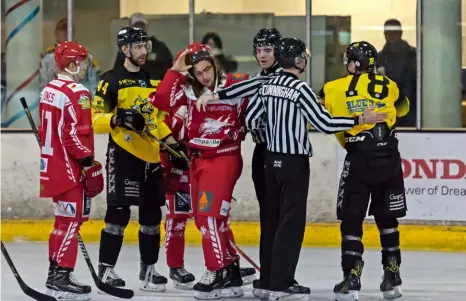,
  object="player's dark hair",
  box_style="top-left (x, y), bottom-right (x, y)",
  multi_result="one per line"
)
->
top-left (185, 57), bottom-right (223, 98)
